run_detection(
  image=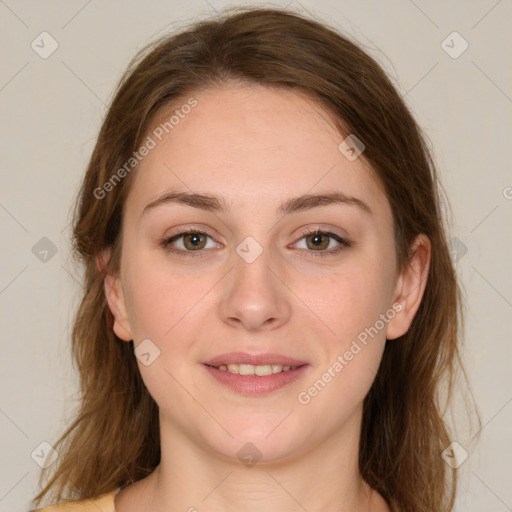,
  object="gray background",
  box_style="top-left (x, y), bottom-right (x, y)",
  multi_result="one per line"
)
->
top-left (0, 1), bottom-right (511, 511)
